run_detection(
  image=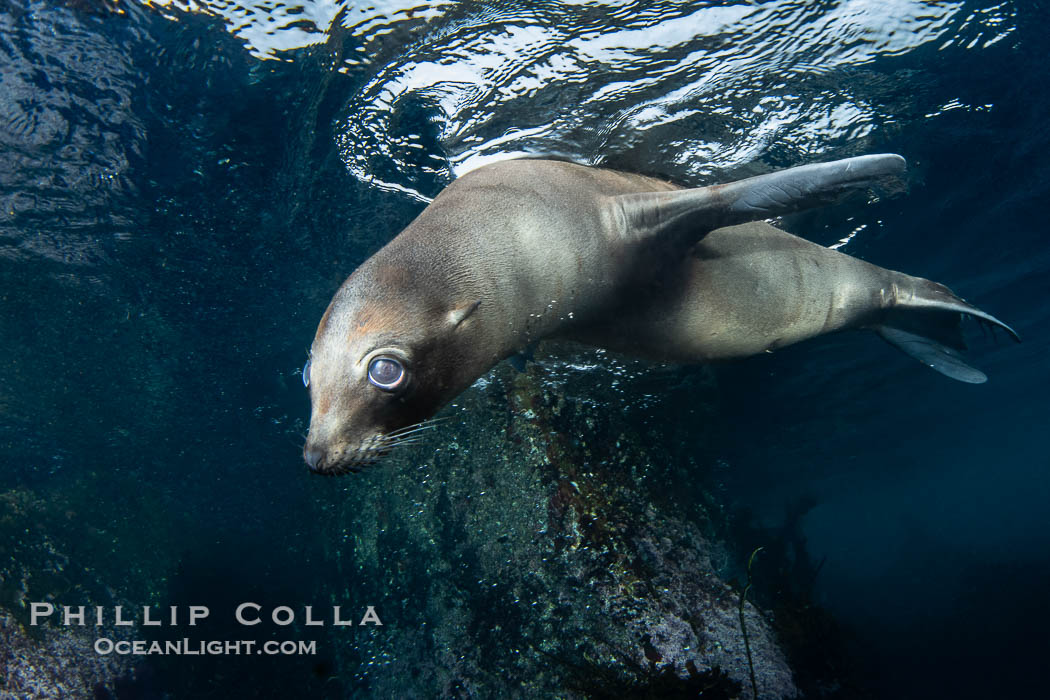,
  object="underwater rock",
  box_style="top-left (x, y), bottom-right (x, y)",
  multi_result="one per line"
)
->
top-left (0, 484), bottom-right (184, 698)
top-left (312, 359), bottom-right (797, 698)
top-left (0, 612), bottom-right (134, 699)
